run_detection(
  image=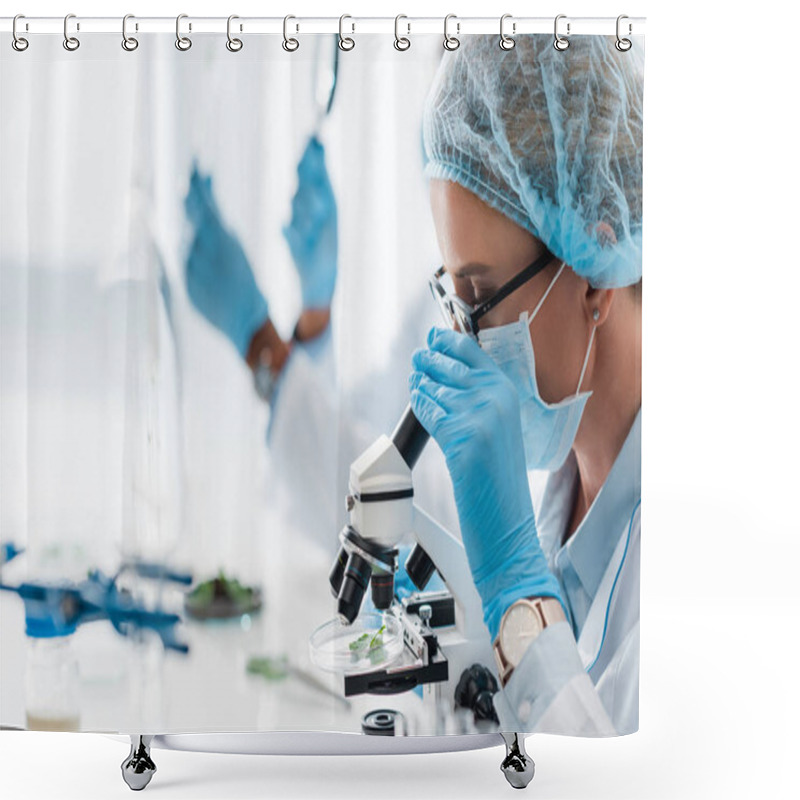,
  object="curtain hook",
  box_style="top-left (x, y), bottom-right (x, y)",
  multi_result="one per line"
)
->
top-left (122, 14), bottom-right (139, 52)
top-left (615, 15), bottom-right (632, 51)
top-left (554, 14), bottom-right (570, 51)
top-left (175, 14), bottom-right (192, 51)
top-left (443, 14), bottom-right (460, 51)
top-left (12, 14), bottom-right (29, 52)
top-left (394, 14), bottom-right (411, 51)
top-left (282, 15), bottom-right (299, 52)
top-left (63, 13), bottom-right (80, 51)
top-left (226, 15), bottom-right (243, 52)
top-left (338, 15), bottom-right (355, 51)
top-left (499, 14), bottom-right (515, 50)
